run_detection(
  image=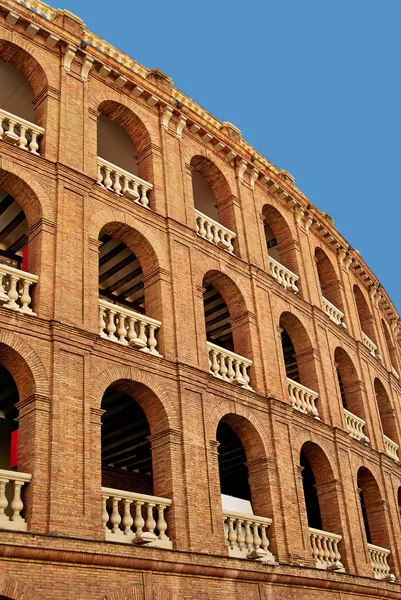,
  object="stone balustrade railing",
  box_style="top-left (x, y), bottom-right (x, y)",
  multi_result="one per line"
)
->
top-left (362, 331), bottom-right (378, 357)
top-left (195, 209), bottom-right (236, 254)
top-left (0, 108), bottom-right (44, 155)
top-left (309, 527), bottom-right (344, 571)
top-left (98, 299), bottom-right (161, 355)
top-left (207, 341), bottom-right (252, 390)
top-left (102, 487), bottom-right (172, 548)
top-left (0, 264), bottom-right (39, 315)
top-left (223, 510), bottom-right (275, 562)
top-left (322, 296), bottom-right (346, 328)
top-left (343, 408), bottom-right (369, 444)
top-left (97, 157), bottom-right (152, 208)
top-left (287, 378), bottom-right (319, 418)
top-left (368, 543), bottom-right (395, 580)
top-left (391, 366), bottom-right (399, 380)
top-left (383, 434), bottom-right (399, 462)
top-left (269, 256), bottom-right (299, 294)
top-left (0, 468), bottom-right (31, 531)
